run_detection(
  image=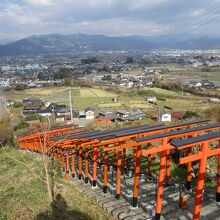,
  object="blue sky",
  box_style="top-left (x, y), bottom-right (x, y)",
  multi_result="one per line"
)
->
top-left (0, 0), bottom-right (220, 40)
